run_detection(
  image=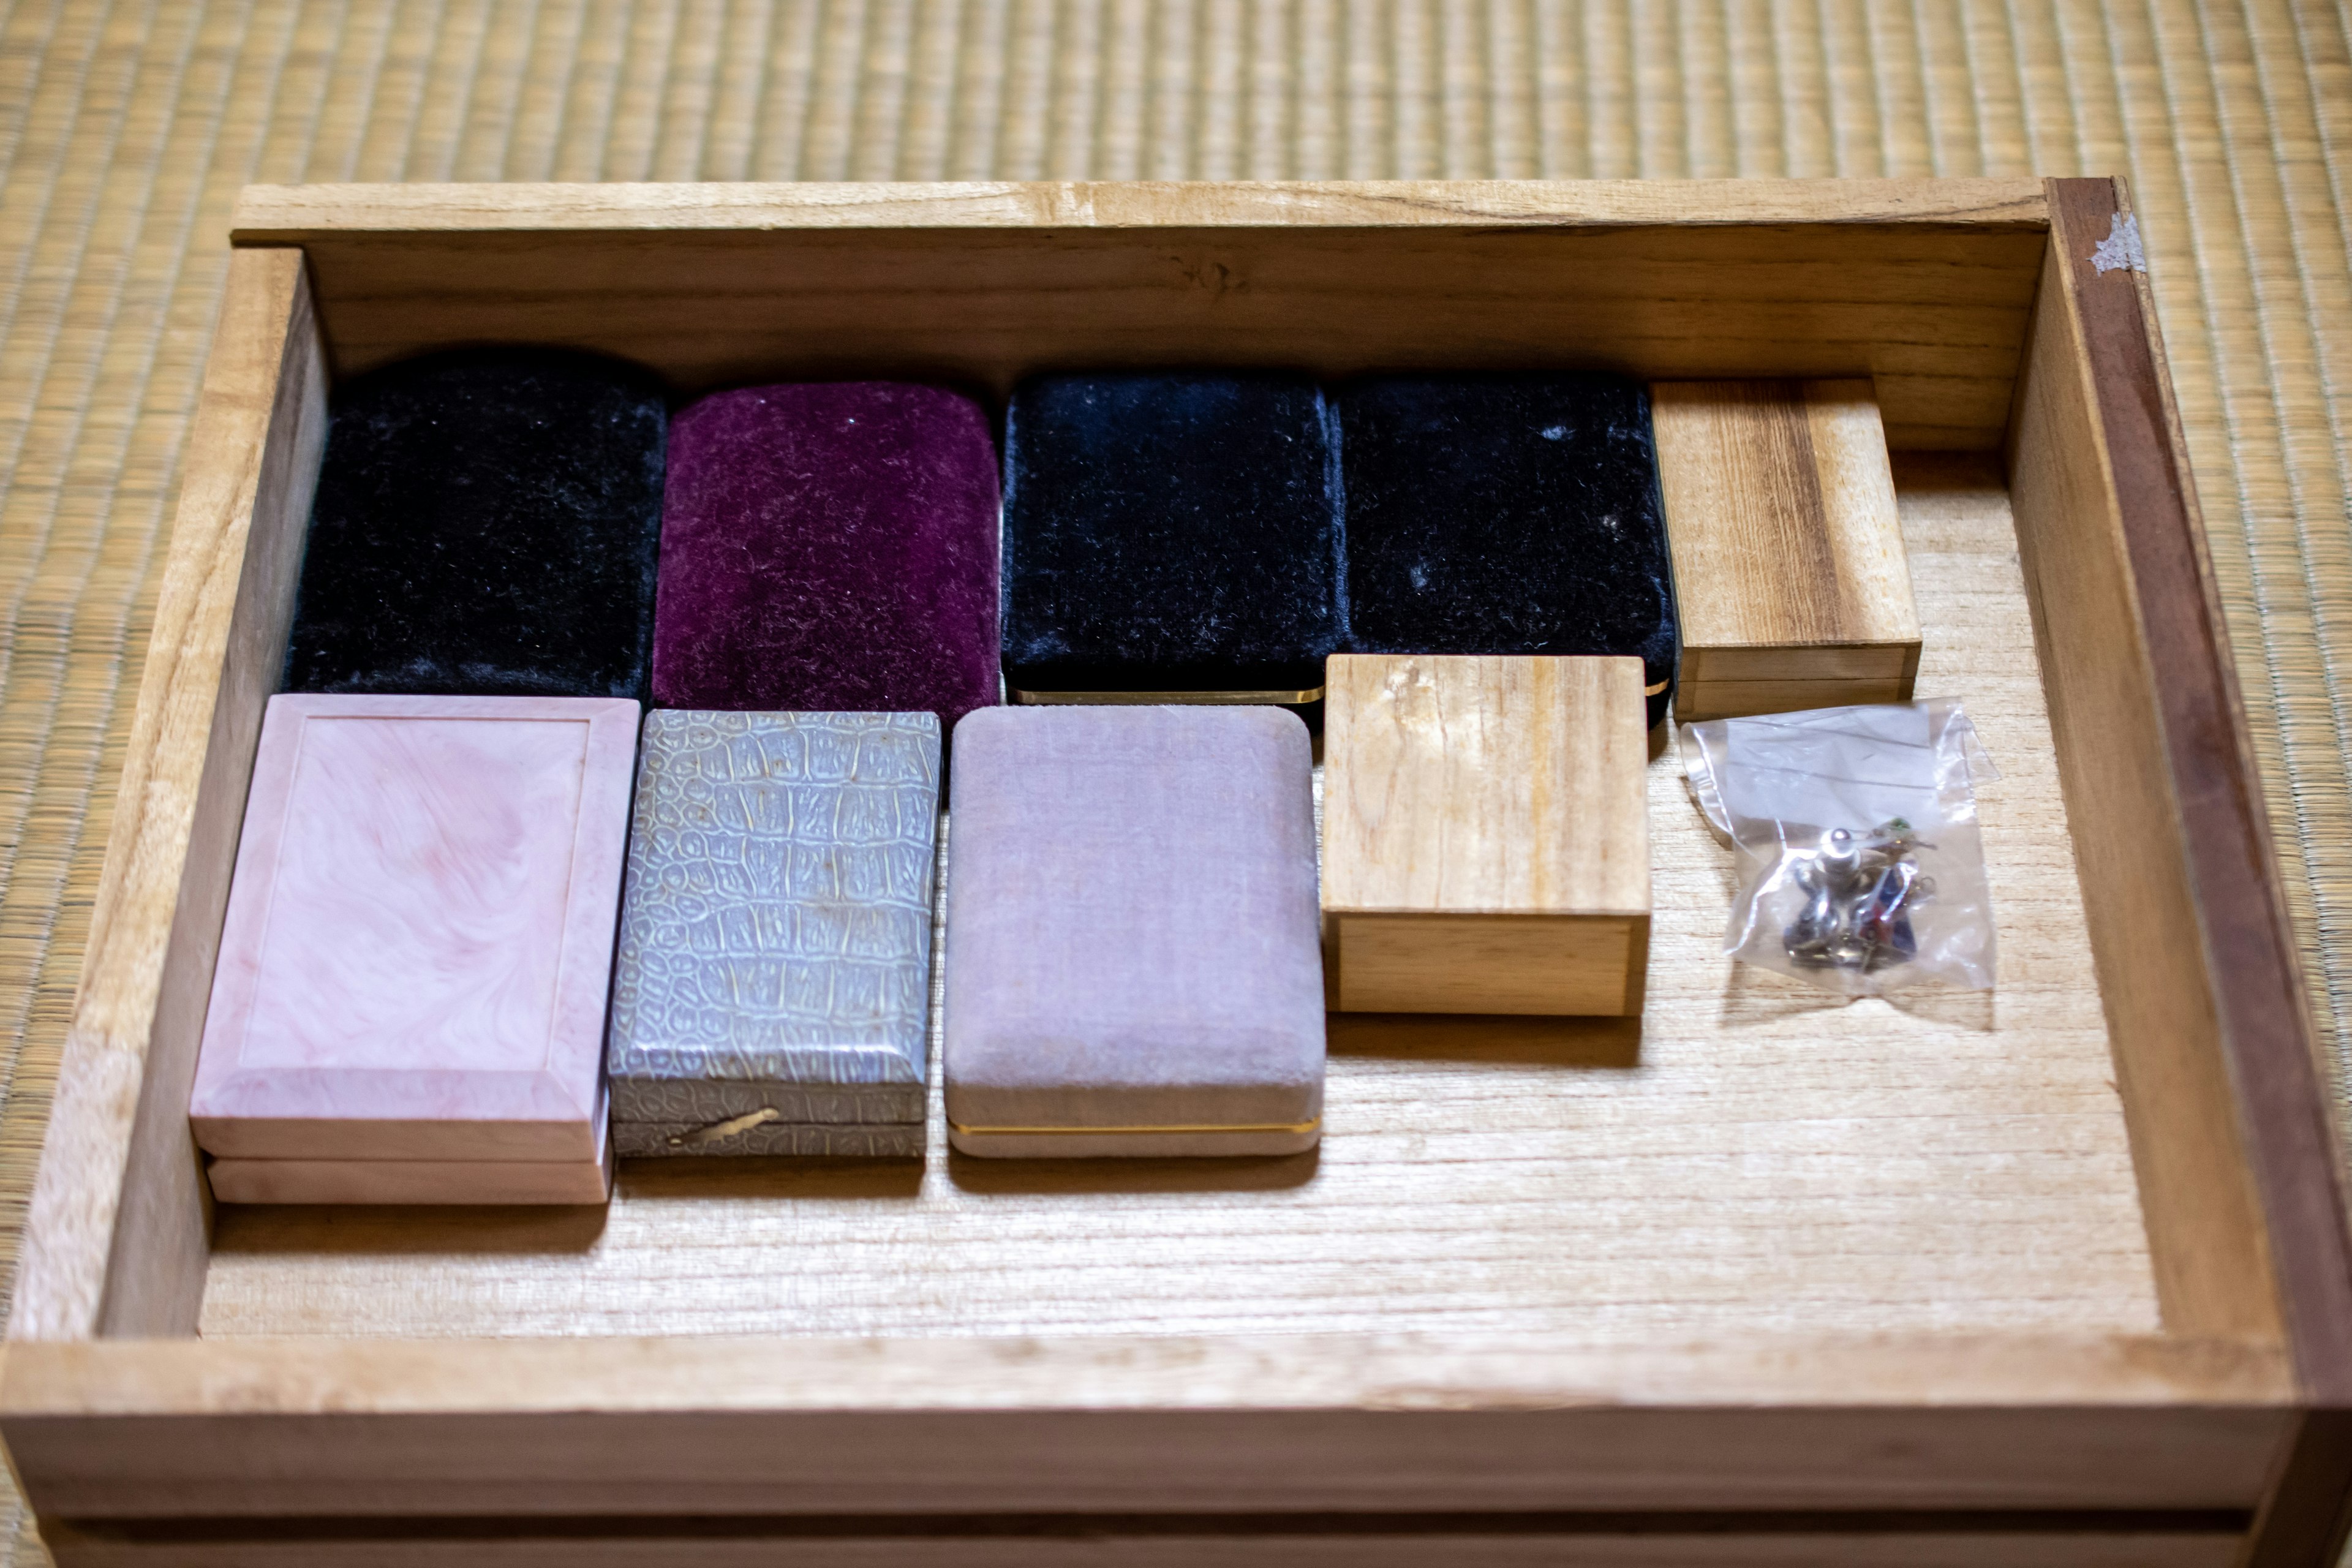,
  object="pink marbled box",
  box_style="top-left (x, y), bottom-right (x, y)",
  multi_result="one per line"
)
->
top-left (190, 694), bottom-right (638, 1183)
